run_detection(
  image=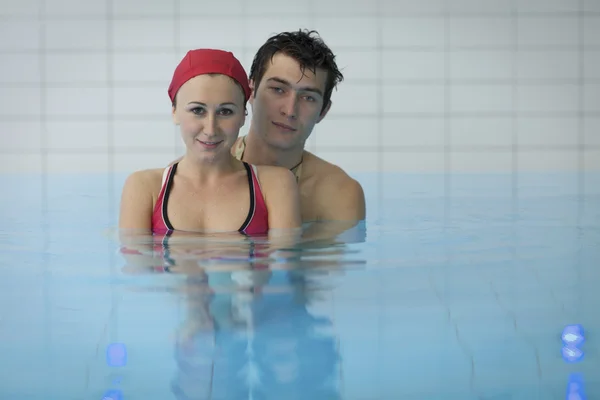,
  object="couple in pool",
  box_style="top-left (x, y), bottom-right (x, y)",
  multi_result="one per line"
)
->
top-left (119, 30), bottom-right (366, 241)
